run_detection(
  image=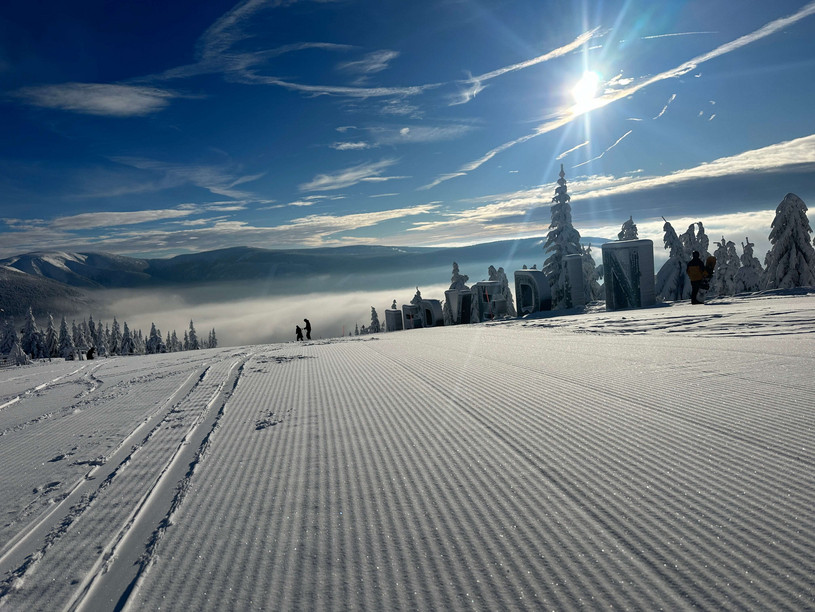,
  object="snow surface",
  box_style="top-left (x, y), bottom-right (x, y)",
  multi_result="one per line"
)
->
top-left (1, 291), bottom-right (814, 610)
